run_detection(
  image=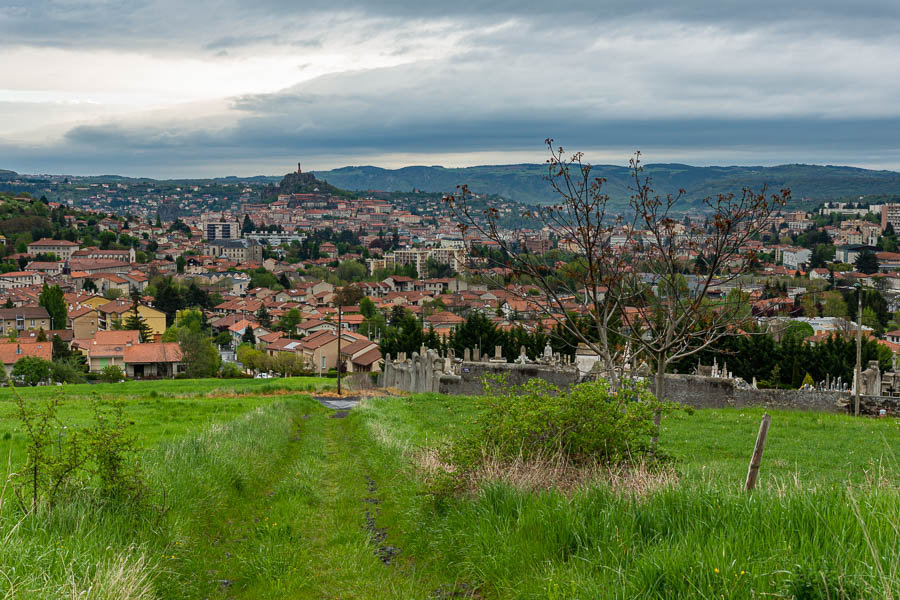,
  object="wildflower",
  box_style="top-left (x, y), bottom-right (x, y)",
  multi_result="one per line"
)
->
top-left (714, 568), bottom-right (719, 573)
